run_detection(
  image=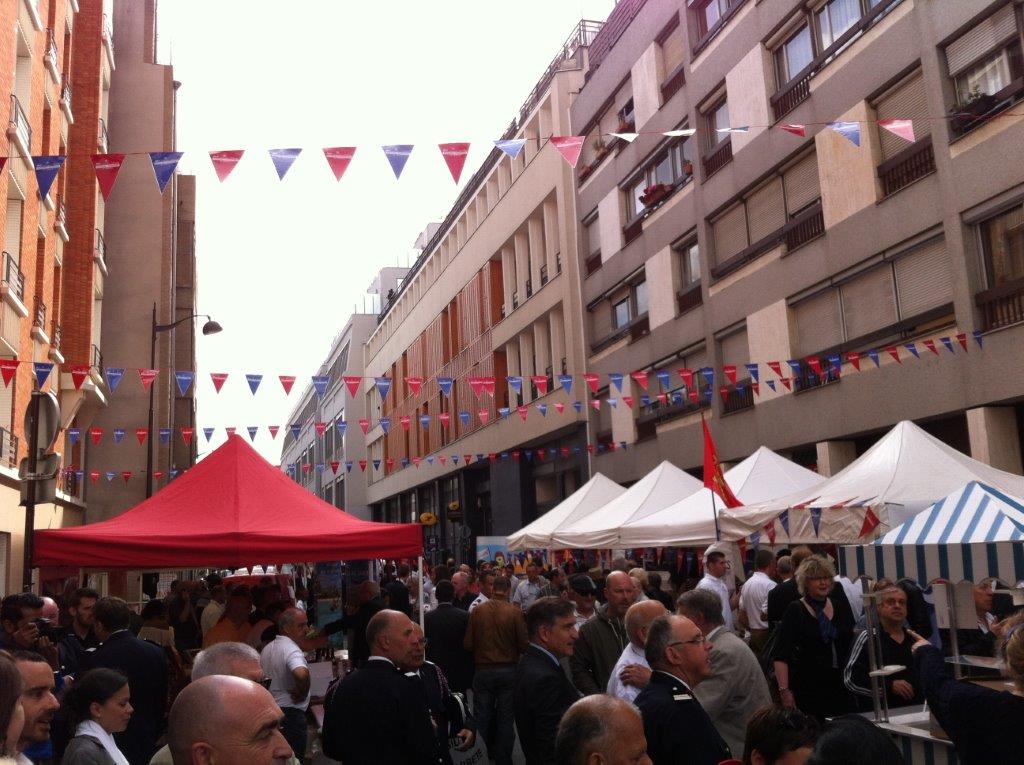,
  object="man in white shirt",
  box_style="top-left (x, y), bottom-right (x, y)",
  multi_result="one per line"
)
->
top-left (200, 585), bottom-right (226, 635)
top-left (260, 608), bottom-right (311, 760)
top-left (696, 550), bottom-right (736, 632)
top-left (739, 550), bottom-right (776, 657)
top-left (469, 570), bottom-right (494, 612)
top-left (607, 600), bottom-right (666, 702)
top-left (511, 559), bottom-right (545, 613)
